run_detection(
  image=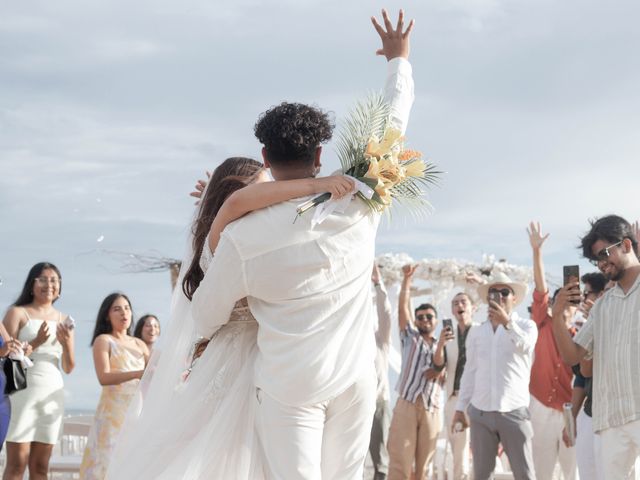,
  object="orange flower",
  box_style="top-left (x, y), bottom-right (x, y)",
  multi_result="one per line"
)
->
top-left (398, 149), bottom-right (422, 161)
